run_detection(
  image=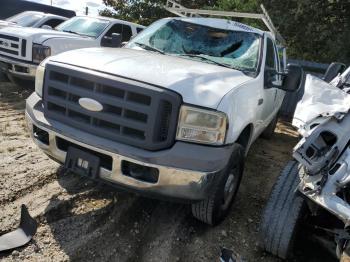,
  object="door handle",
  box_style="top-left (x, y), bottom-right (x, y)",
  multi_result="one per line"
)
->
top-left (258, 98), bottom-right (264, 105)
